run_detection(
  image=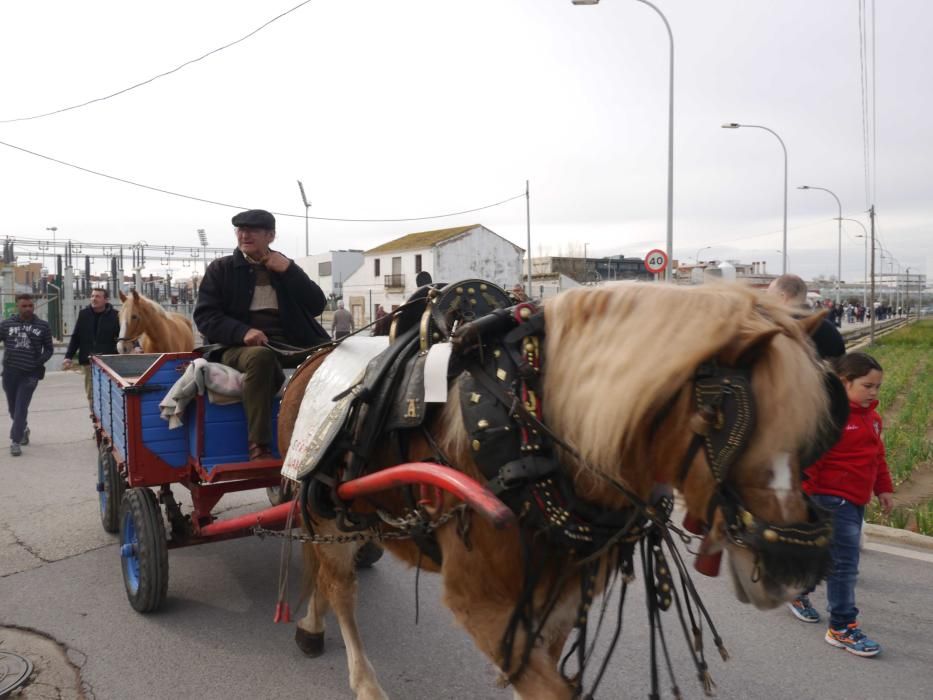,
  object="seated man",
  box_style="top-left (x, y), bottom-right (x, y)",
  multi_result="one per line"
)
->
top-left (194, 209), bottom-right (329, 460)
